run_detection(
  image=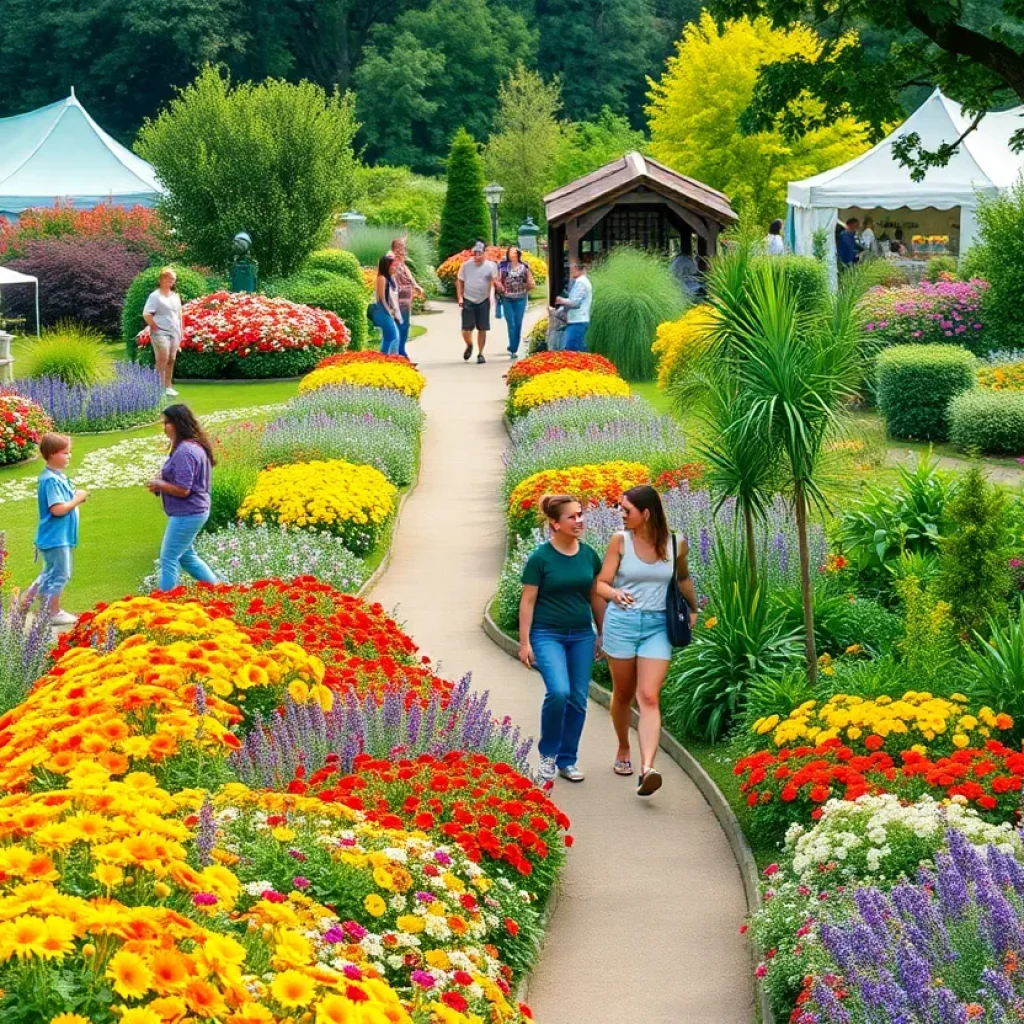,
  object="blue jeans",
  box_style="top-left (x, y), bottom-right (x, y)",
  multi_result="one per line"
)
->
top-left (531, 625), bottom-right (595, 767)
top-left (564, 322), bottom-right (589, 352)
top-left (159, 513), bottom-right (219, 591)
top-left (397, 306), bottom-right (412, 358)
top-left (370, 304), bottom-right (400, 355)
top-left (32, 546), bottom-right (72, 598)
top-left (504, 297), bottom-right (527, 355)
